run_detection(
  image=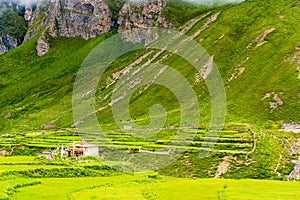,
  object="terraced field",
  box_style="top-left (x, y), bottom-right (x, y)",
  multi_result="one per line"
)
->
top-left (0, 126), bottom-right (254, 155)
